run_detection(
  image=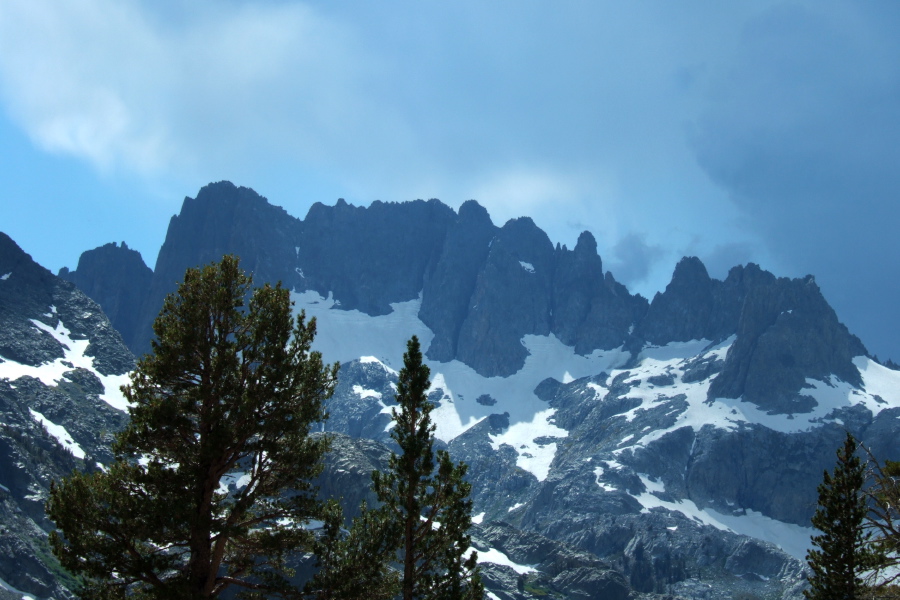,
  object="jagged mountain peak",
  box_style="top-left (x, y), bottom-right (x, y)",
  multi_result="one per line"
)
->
top-left (127, 181), bottom-right (304, 354)
top-left (58, 240), bottom-right (152, 351)
top-left (192, 179), bottom-right (270, 204)
top-left (457, 198), bottom-right (492, 223)
top-left (710, 266), bottom-right (866, 413)
top-left (65, 182), bottom-right (872, 387)
top-left (667, 255), bottom-right (711, 295)
top-left (573, 230), bottom-right (598, 258)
